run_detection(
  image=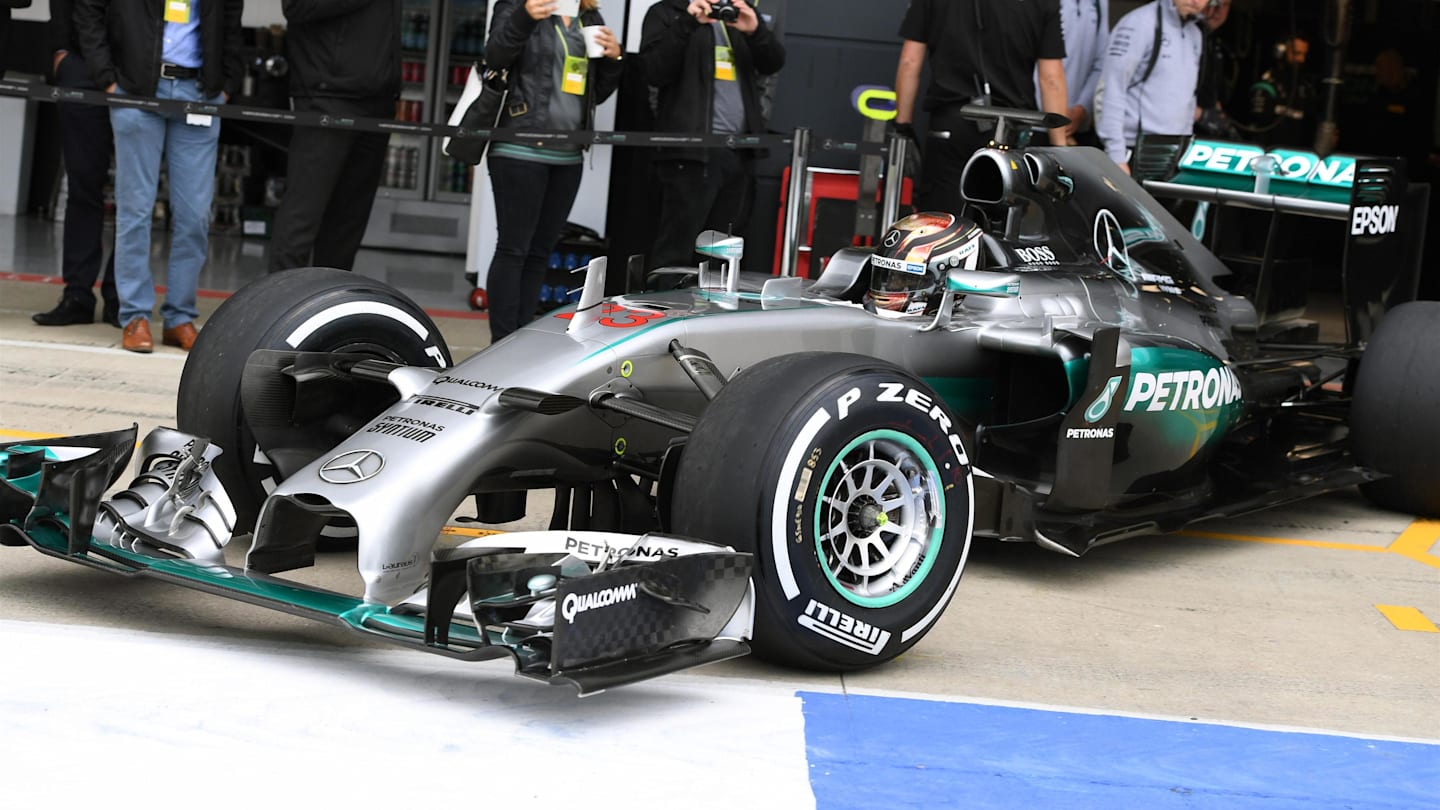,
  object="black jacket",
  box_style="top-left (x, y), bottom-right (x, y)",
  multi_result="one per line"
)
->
top-left (74, 0), bottom-right (243, 98)
top-left (639, 0), bottom-right (784, 162)
top-left (47, 0), bottom-right (99, 86)
top-left (48, 0), bottom-right (81, 57)
top-left (283, 0), bottom-right (400, 105)
top-left (484, 0), bottom-right (622, 133)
